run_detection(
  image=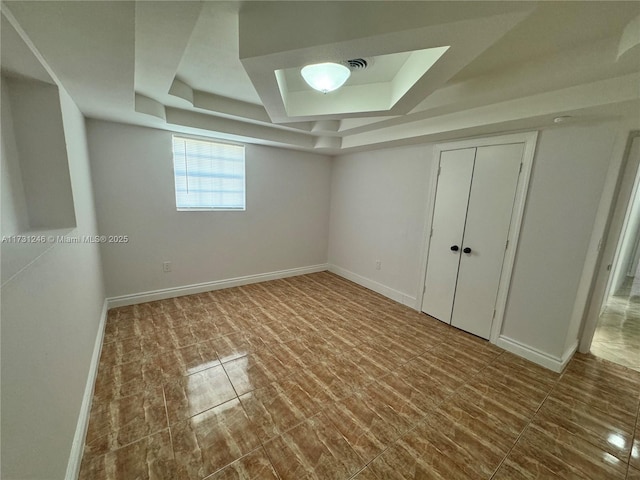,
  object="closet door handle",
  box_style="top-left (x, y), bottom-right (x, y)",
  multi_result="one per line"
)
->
top-left (450, 245), bottom-right (459, 252)
top-left (463, 247), bottom-right (472, 254)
